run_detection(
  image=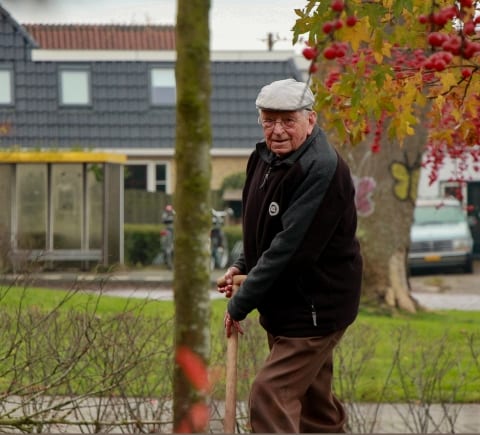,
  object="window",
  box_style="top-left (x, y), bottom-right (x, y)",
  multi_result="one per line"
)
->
top-left (150, 68), bottom-right (176, 106)
top-left (441, 181), bottom-right (464, 203)
top-left (124, 163), bottom-right (168, 192)
top-left (59, 67), bottom-right (91, 105)
top-left (125, 164), bottom-right (147, 190)
top-left (155, 163), bottom-right (167, 192)
top-left (0, 68), bottom-right (13, 105)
